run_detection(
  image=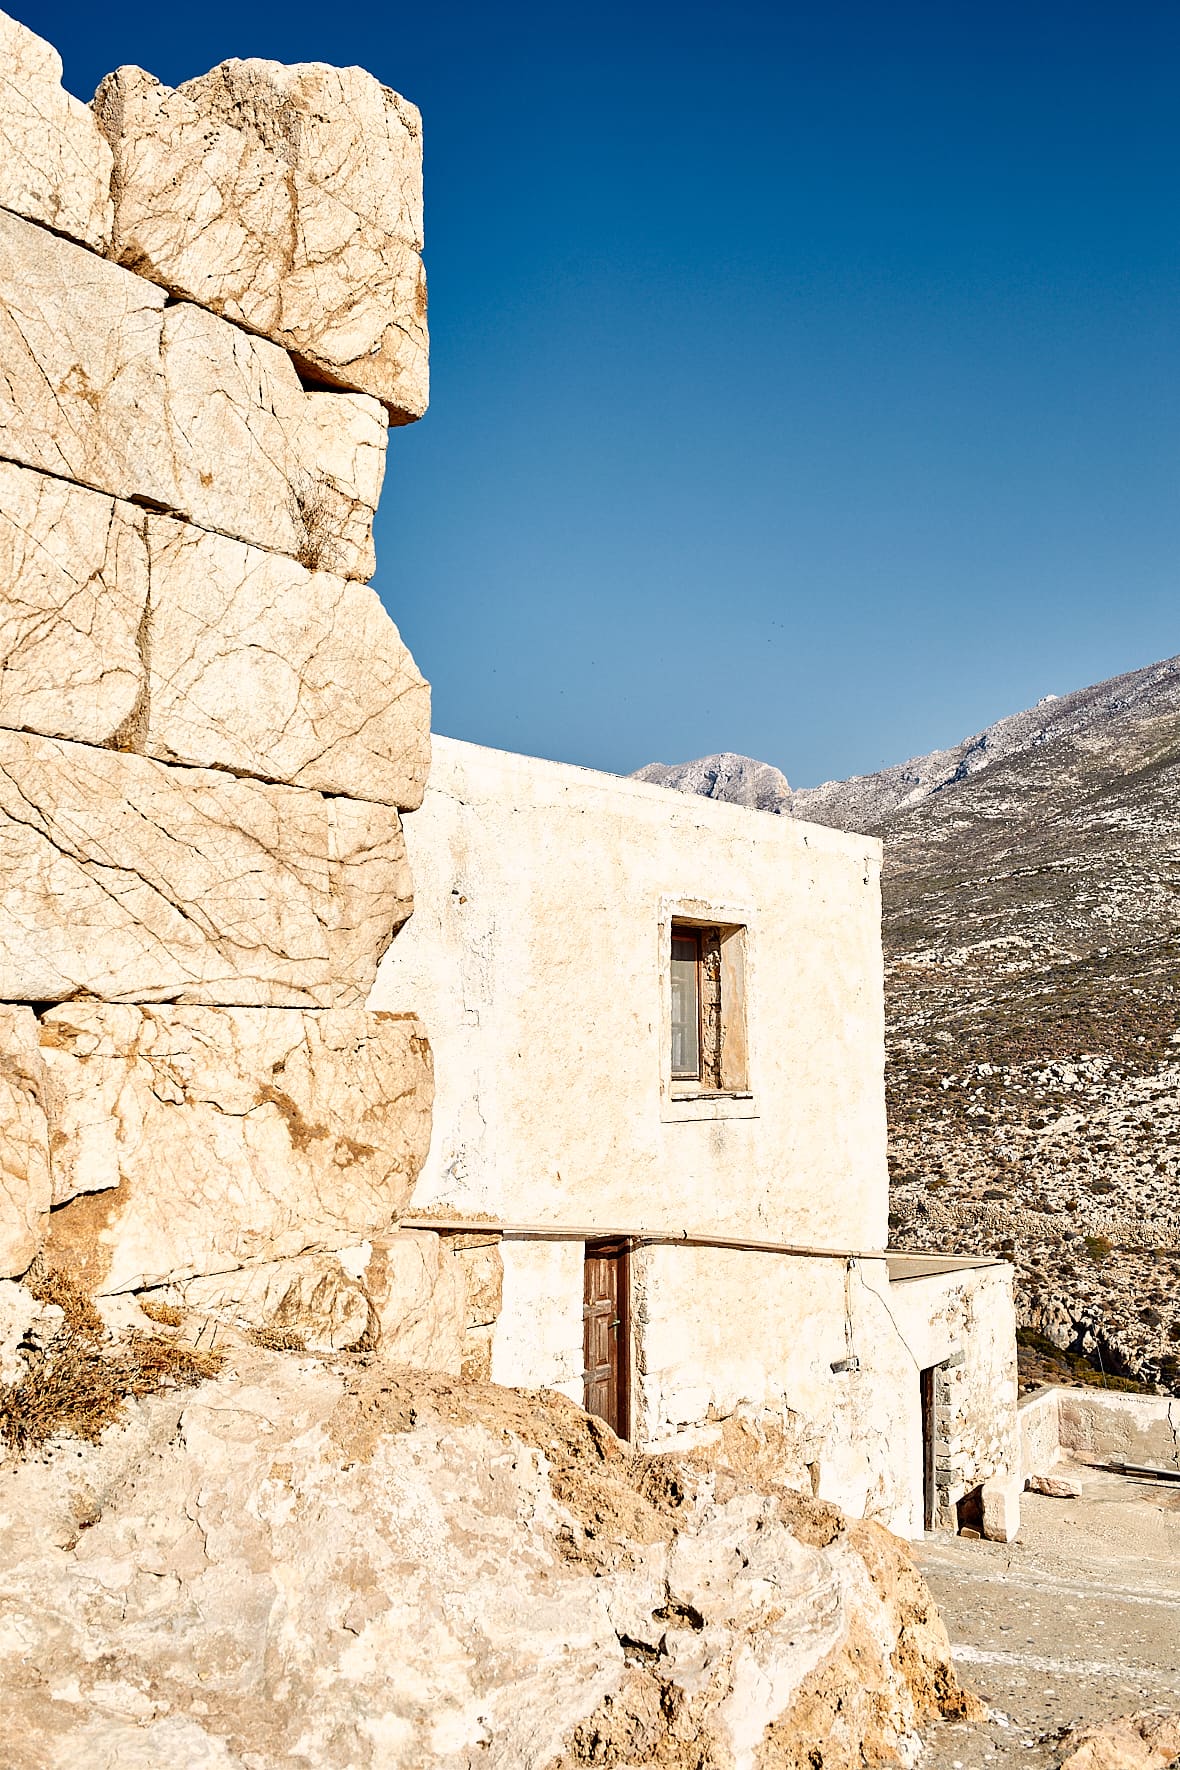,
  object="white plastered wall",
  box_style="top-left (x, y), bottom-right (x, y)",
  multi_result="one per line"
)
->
top-left (371, 737), bottom-right (1018, 1539)
top-left (370, 736), bottom-right (887, 1250)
